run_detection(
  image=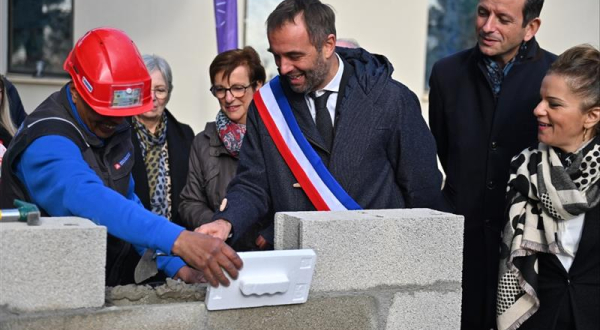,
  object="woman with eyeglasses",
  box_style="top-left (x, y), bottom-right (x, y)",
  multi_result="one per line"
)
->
top-left (179, 46), bottom-right (267, 251)
top-left (130, 54), bottom-right (194, 227)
